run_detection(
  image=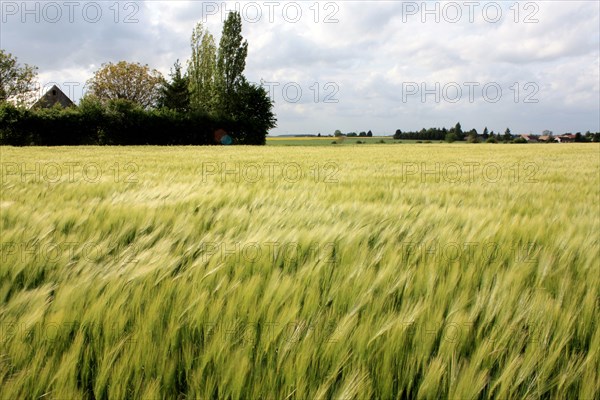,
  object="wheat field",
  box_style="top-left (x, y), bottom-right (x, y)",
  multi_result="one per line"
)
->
top-left (0, 143), bottom-right (598, 399)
